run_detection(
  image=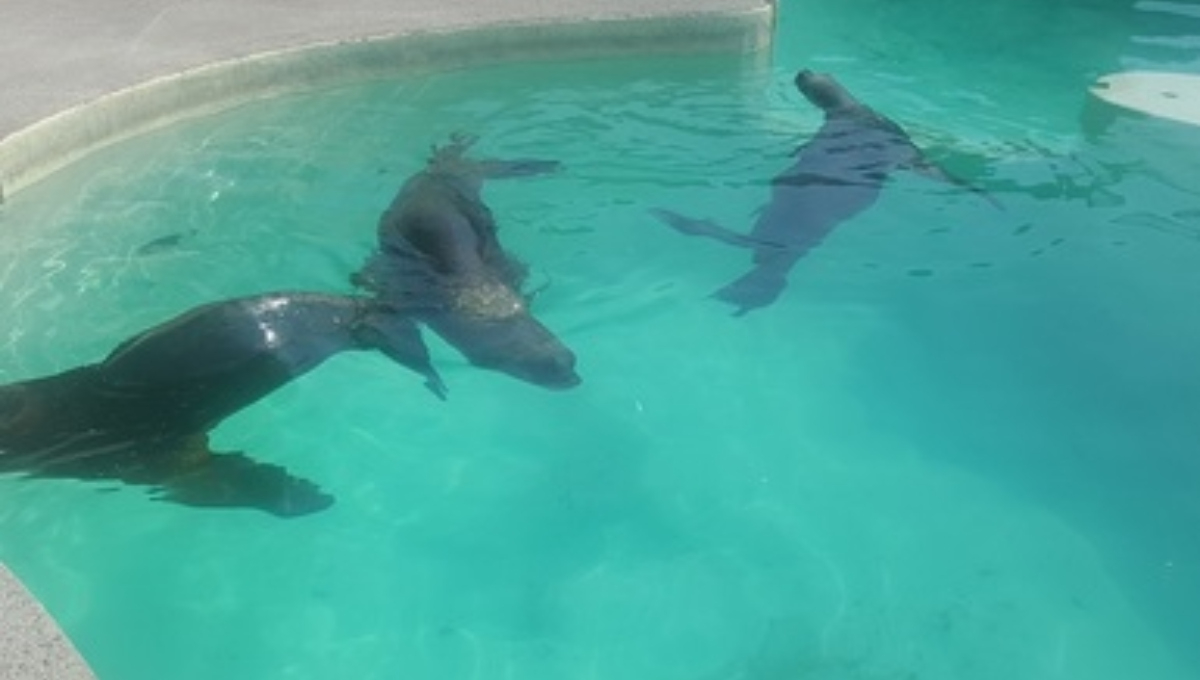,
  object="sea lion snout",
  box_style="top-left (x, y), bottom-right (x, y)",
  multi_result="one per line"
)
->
top-left (794, 69), bottom-right (819, 90)
top-left (487, 336), bottom-right (581, 390)
top-left (441, 312), bottom-right (581, 390)
top-left (535, 348), bottom-right (581, 390)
